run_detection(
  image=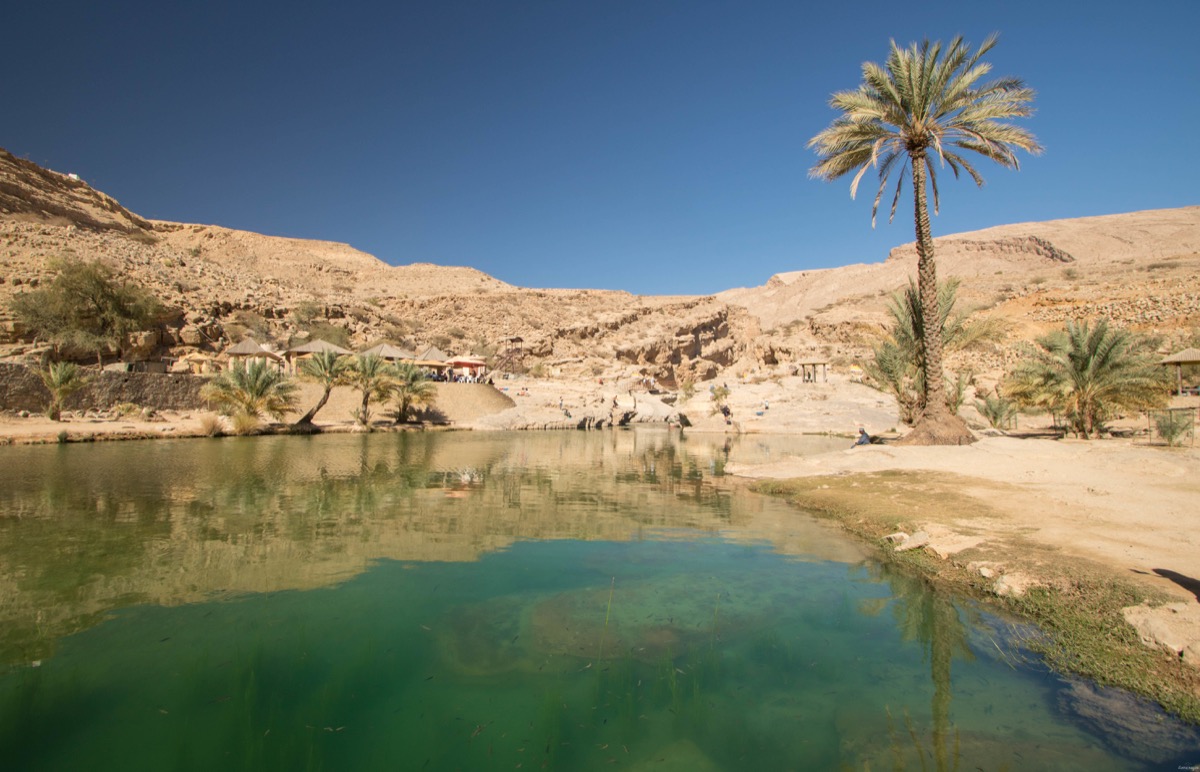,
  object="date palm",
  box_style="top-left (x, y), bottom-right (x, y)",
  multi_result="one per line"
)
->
top-left (38, 361), bottom-right (89, 421)
top-left (347, 354), bottom-right (395, 427)
top-left (391, 362), bottom-right (436, 423)
top-left (865, 278), bottom-right (1004, 424)
top-left (1004, 319), bottom-right (1170, 439)
top-left (200, 360), bottom-right (298, 428)
top-left (293, 350), bottom-right (353, 428)
top-left (809, 34), bottom-right (1041, 444)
